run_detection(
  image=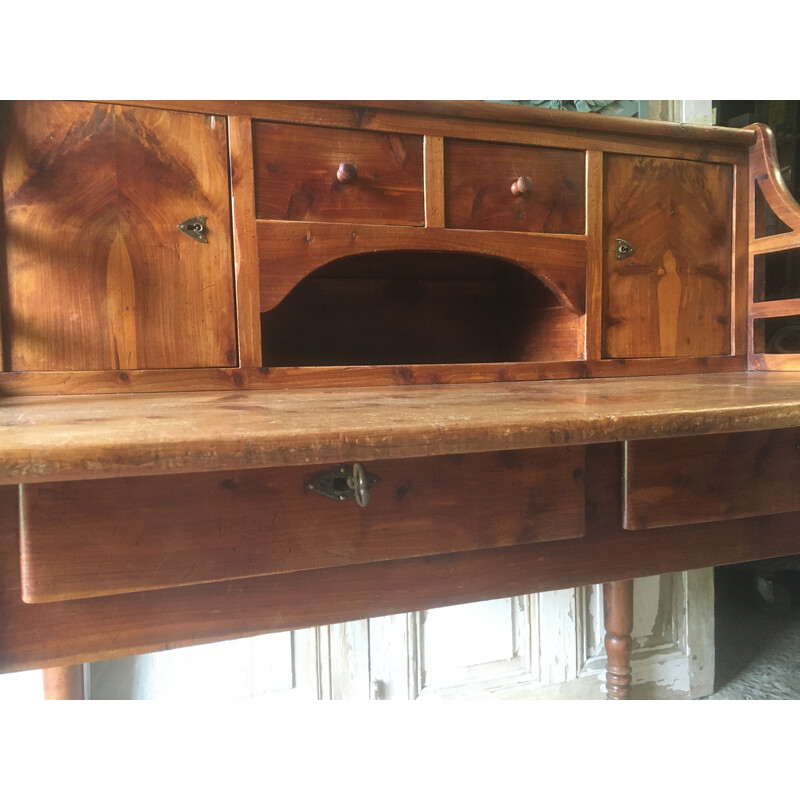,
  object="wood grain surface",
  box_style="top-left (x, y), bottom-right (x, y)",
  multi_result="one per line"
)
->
top-left (444, 140), bottom-right (585, 234)
top-left (20, 447), bottom-right (584, 601)
top-left (257, 221), bottom-right (587, 314)
top-left (603, 154), bottom-right (733, 358)
top-left (253, 121), bottom-right (424, 225)
top-left (4, 444), bottom-right (800, 673)
top-left (2, 372), bottom-right (800, 485)
top-left (2, 101), bottom-right (237, 371)
top-left (624, 429), bottom-right (800, 529)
